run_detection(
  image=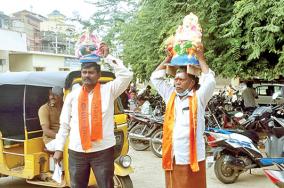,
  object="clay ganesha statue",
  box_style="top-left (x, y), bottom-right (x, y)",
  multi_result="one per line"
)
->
top-left (166, 13), bottom-right (202, 76)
